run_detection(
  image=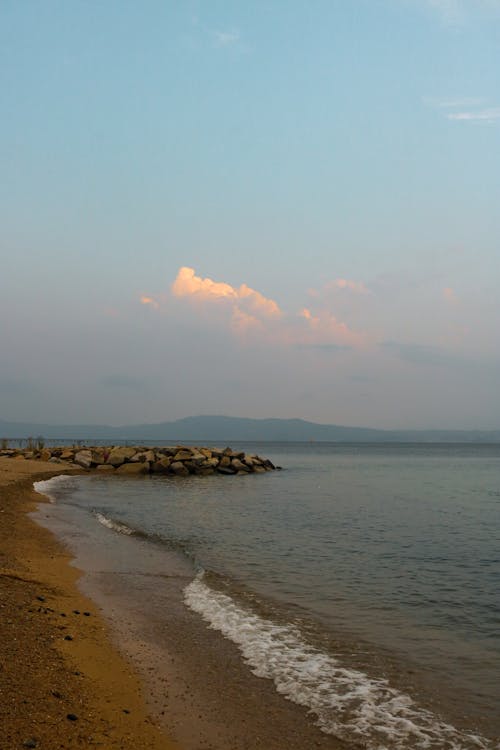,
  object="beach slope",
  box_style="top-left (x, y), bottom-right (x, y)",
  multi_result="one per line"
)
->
top-left (0, 457), bottom-right (177, 749)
